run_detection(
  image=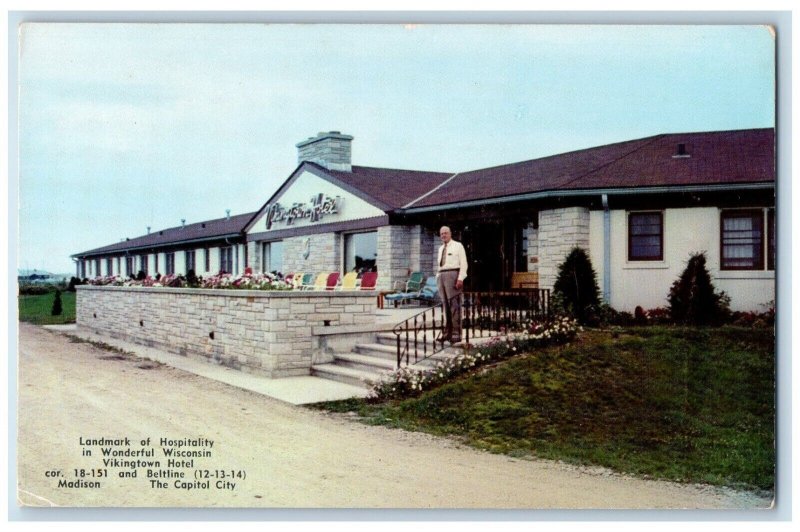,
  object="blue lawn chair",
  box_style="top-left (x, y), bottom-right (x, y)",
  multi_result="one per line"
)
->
top-left (413, 276), bottom-right (440, 306)
top-left (385, 275), bottom-right (436, 307)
